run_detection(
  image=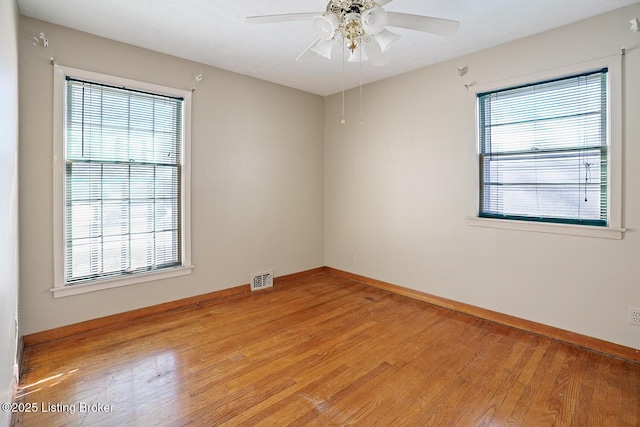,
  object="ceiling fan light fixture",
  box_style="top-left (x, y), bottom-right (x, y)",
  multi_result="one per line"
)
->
top-left (311, 38), bottom-right (335, 59)
top-left (314, 14), bottom-right (340, 40)
top-left (361, 7), bottom-right (388, 35)
top-left (374, 28), bottom-right (400, 53)
top-left (347, 44), bottom-right (369, 63)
